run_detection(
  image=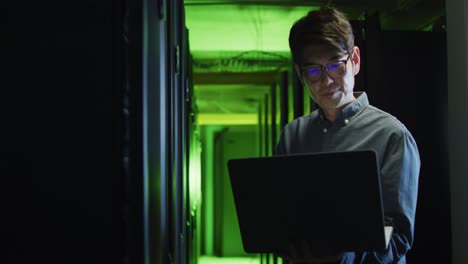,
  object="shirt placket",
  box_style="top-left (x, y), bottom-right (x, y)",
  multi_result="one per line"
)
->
top-left (321, 124), bottom-right (333, 151)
